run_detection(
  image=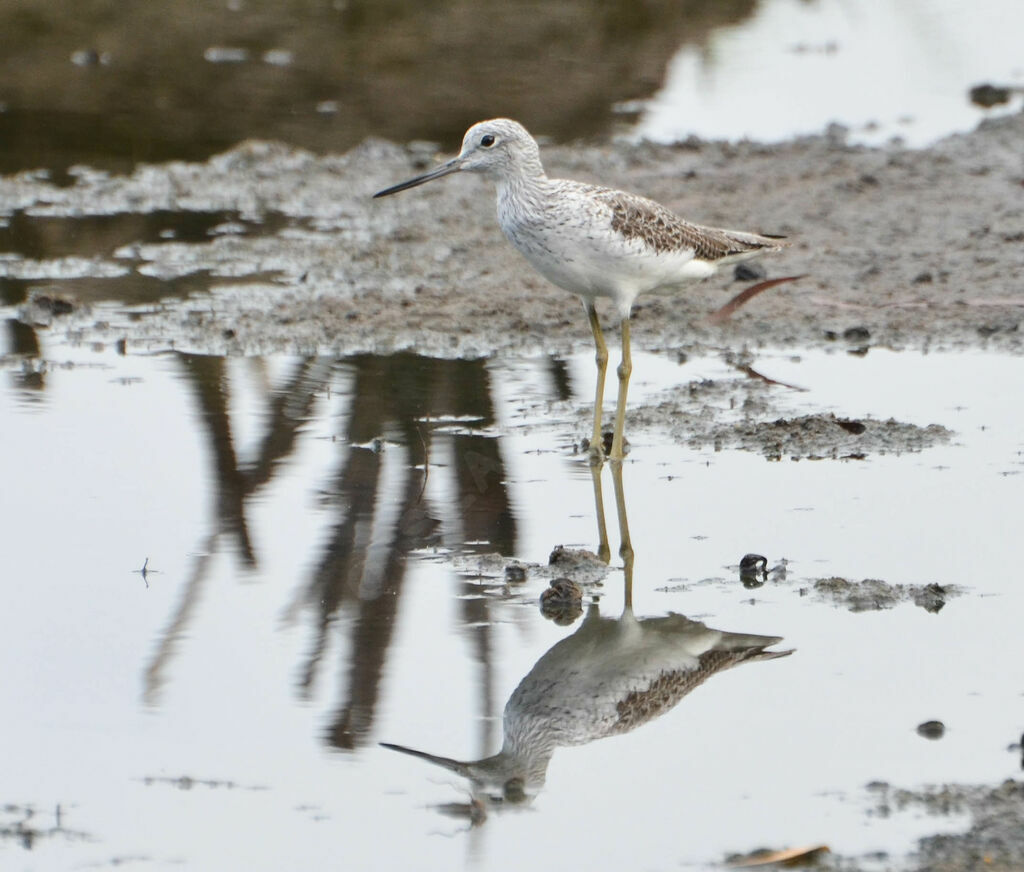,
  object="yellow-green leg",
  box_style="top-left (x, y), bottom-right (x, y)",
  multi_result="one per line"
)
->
top-left (589, 464), bottom-right (611, 564)
top-left (609, 316), bottom-right (632, 462)
top-left (585, 301), bottom-right (608, 465)
top-left (610, 460), bottom-right (634, 611)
